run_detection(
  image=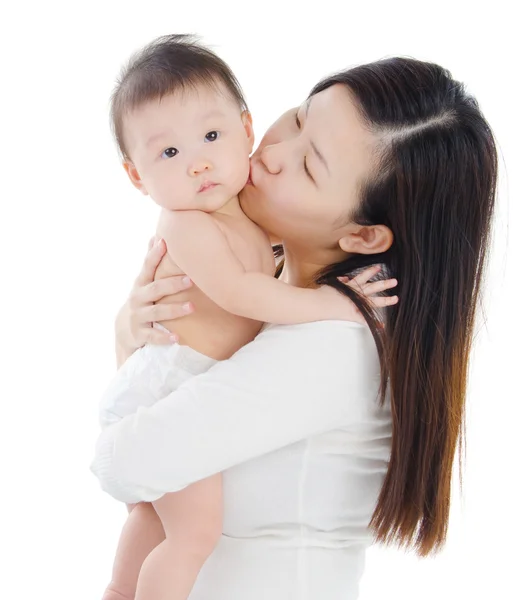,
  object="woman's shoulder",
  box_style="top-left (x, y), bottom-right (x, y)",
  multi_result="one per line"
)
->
top-left (257, 320), bottom-right (376, 353)
top-left (225, 320), bottom-right (381, 393)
